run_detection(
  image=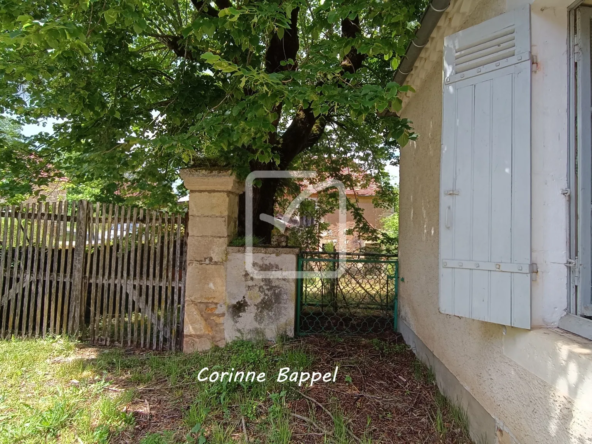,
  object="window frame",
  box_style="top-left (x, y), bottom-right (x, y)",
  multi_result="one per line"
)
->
top-left (564, 6), bottom-right (592, 339)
